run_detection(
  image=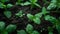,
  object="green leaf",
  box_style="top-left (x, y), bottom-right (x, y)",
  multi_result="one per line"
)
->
top-left (6, 24), bottom-right (16, 32)
top-left (27, 14), bottom-right (34, 20)
top-left (16, 10), bottom-right (25, 17)
top-left (0, 2), bottom-right (6, 8)
top-left (7, 4), bottom-right (13, 8)
top-left (17, 30), bottom-right (27, 34)
top-left (22, 1), bottom-right (31, 6)
top-left (48, 32), bottom-right (53, 34)
top-left (4, 11), bottom-right (12, 18)
top-left (29, 0), bottom-right (38, 3)
top-left (26, 24), bottom-right (33, 34)
top-left (47, 3), bottom-right (57, 10)
top-left (0, 21), bottom-right (5, 31)
top-left (47, 0), bottom-right (57, 10)
top-left (31, 30), bottom-right (39, 34)
top-left (34, 3), bottom-right (41, 8)
top-left (33, 17), bottom-right (41, 24)
top-left (44, 15), bottom-right (57, 24)
top-left (35, 13), bottom-right (42, 18)
top-left (51, 0), bottom-right (57, 3)
top-left (42, 7), bottom-right (49, 15)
